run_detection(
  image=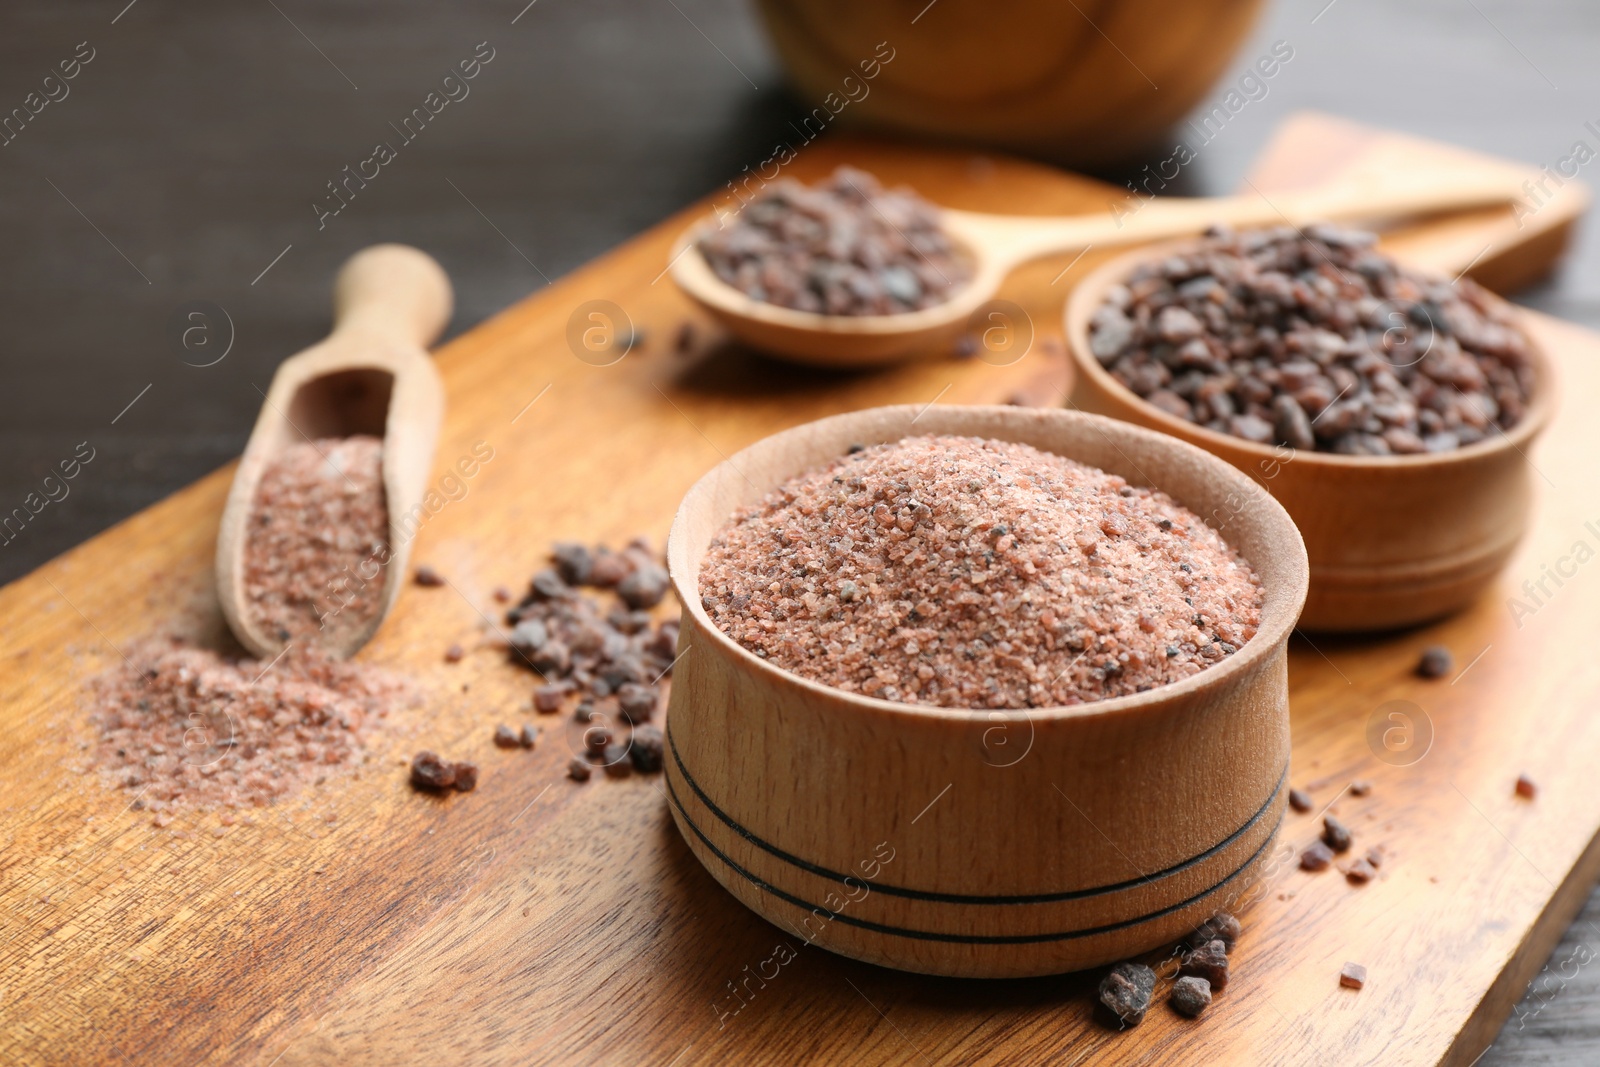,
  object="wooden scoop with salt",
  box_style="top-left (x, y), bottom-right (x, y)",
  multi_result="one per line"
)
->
top-left (215, 244), bottom-right (453, 660)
